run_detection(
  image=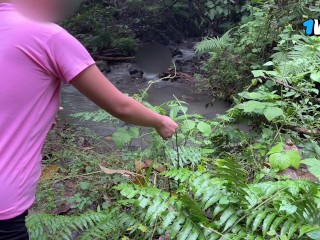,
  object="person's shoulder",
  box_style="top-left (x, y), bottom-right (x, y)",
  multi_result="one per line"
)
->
top-left (16, 17), bottom-right (67, 43)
